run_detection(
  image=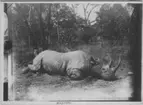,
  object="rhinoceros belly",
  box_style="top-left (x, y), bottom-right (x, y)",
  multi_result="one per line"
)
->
top-left (65, 51), bottom-right (91, 74)
top-left (41, 51), bottom-right (67, 75)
